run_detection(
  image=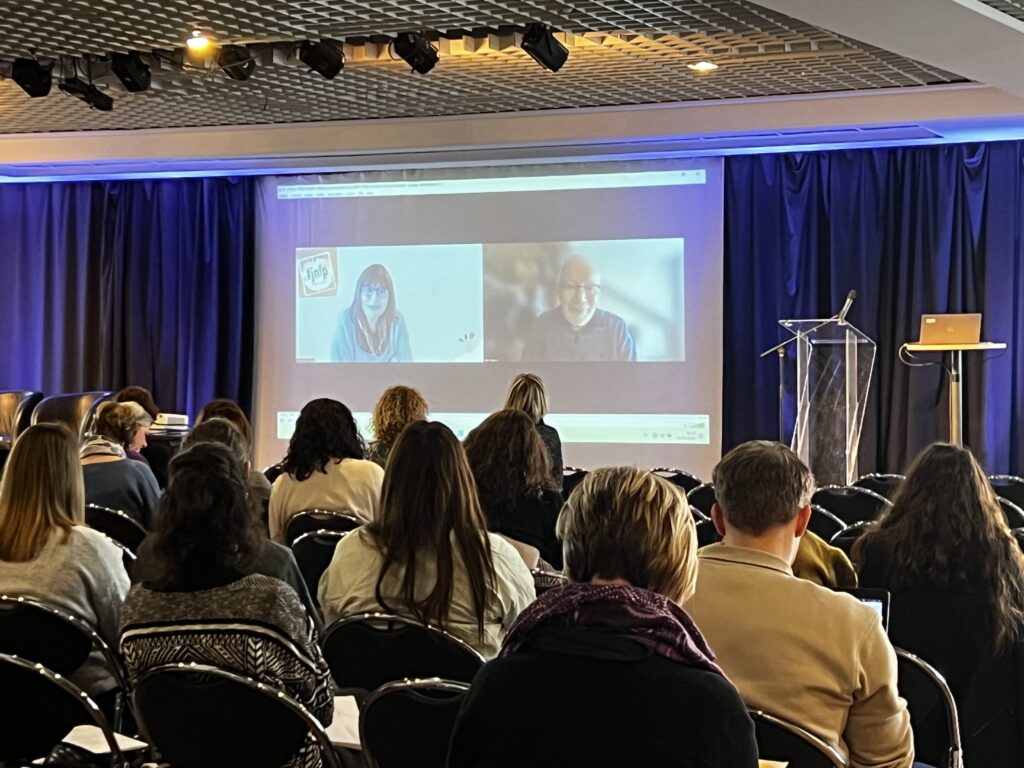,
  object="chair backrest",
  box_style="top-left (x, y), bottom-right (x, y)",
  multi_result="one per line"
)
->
top-left (31, 391), bottom-right (112, 441)
top-left (85, 503), bottom-right (149, 553)
top-left (360, 678), bottom-right (469, 768)
top-left (285, 509), bottom-right (360, 546)
top-left (0, 653), bottom-right (127, 765)
top-left (896, 648), bottom-right (962, 768)
top-left (133, 663), bottom-right (340, 768)
top-left (531, 569), bottom-right (568, 595)
top-left (750, 709), bottom-right (846, 768)
top-left (0, 390), bottom-right (42, 439)
top-left (291, 529), bottom-right (349, 603)
top-left (686, 482), bottom-right (717, 515)
top-left (694, 518), bottom-right (722, 548)
top-left (853, 473), bottom-right (905, 499)
top-left (263, 461), bottom-right (285, 485)
top-left (562, 467), bottom-right (588, 498)
top-left (829, 520), bottom-right (875, 556)
top-left (323, 613), bottom-right (484, 693)
top-left (812, 485), bottom-right (893, 526)
top-left (990, 475), bottom-right (1024, 511)
top-left (998, 497), bottom-right (1024, 529)
top-left (651, 468), bottom-right (704, 494)
top-left (808, 504), bottom-right (847, 541)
